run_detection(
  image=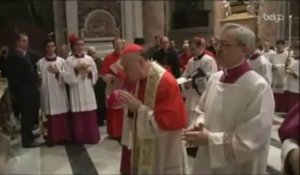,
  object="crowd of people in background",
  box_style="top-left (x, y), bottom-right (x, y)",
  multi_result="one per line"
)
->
top-left (0, 24), bottom-right (299, 175)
